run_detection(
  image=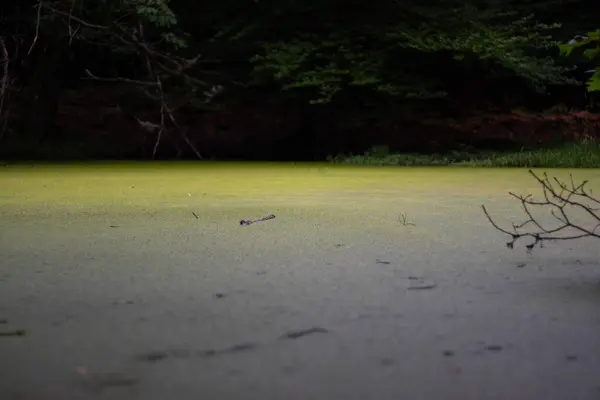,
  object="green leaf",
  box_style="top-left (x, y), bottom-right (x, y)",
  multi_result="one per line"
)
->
top-left (588, 29), bottom-right (600, 40)
top-left (558, 43), bottom-right (574, 57)
top-left (583, 48), bottom-right (600, 61)
top-left (586, 69), bottom-right (600, 92)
